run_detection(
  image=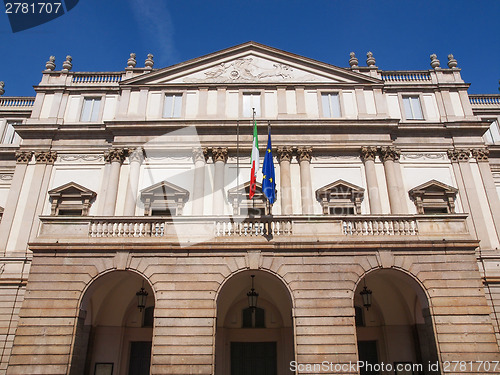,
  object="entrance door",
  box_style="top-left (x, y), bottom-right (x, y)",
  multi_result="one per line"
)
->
top-left (358, 341), bottom-right (379, 375)
top-left (230, 342), bottom-right (277, 375)
top-left (128, 341), bottom-right (152, 375)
